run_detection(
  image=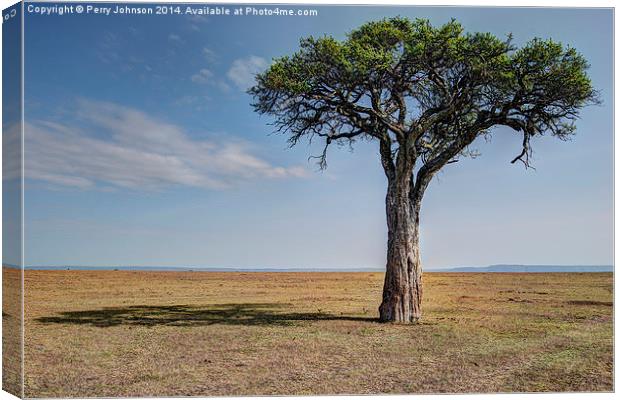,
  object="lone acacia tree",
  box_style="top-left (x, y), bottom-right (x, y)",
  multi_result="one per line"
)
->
top-left (250, 18), bottom-right (597, 323)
